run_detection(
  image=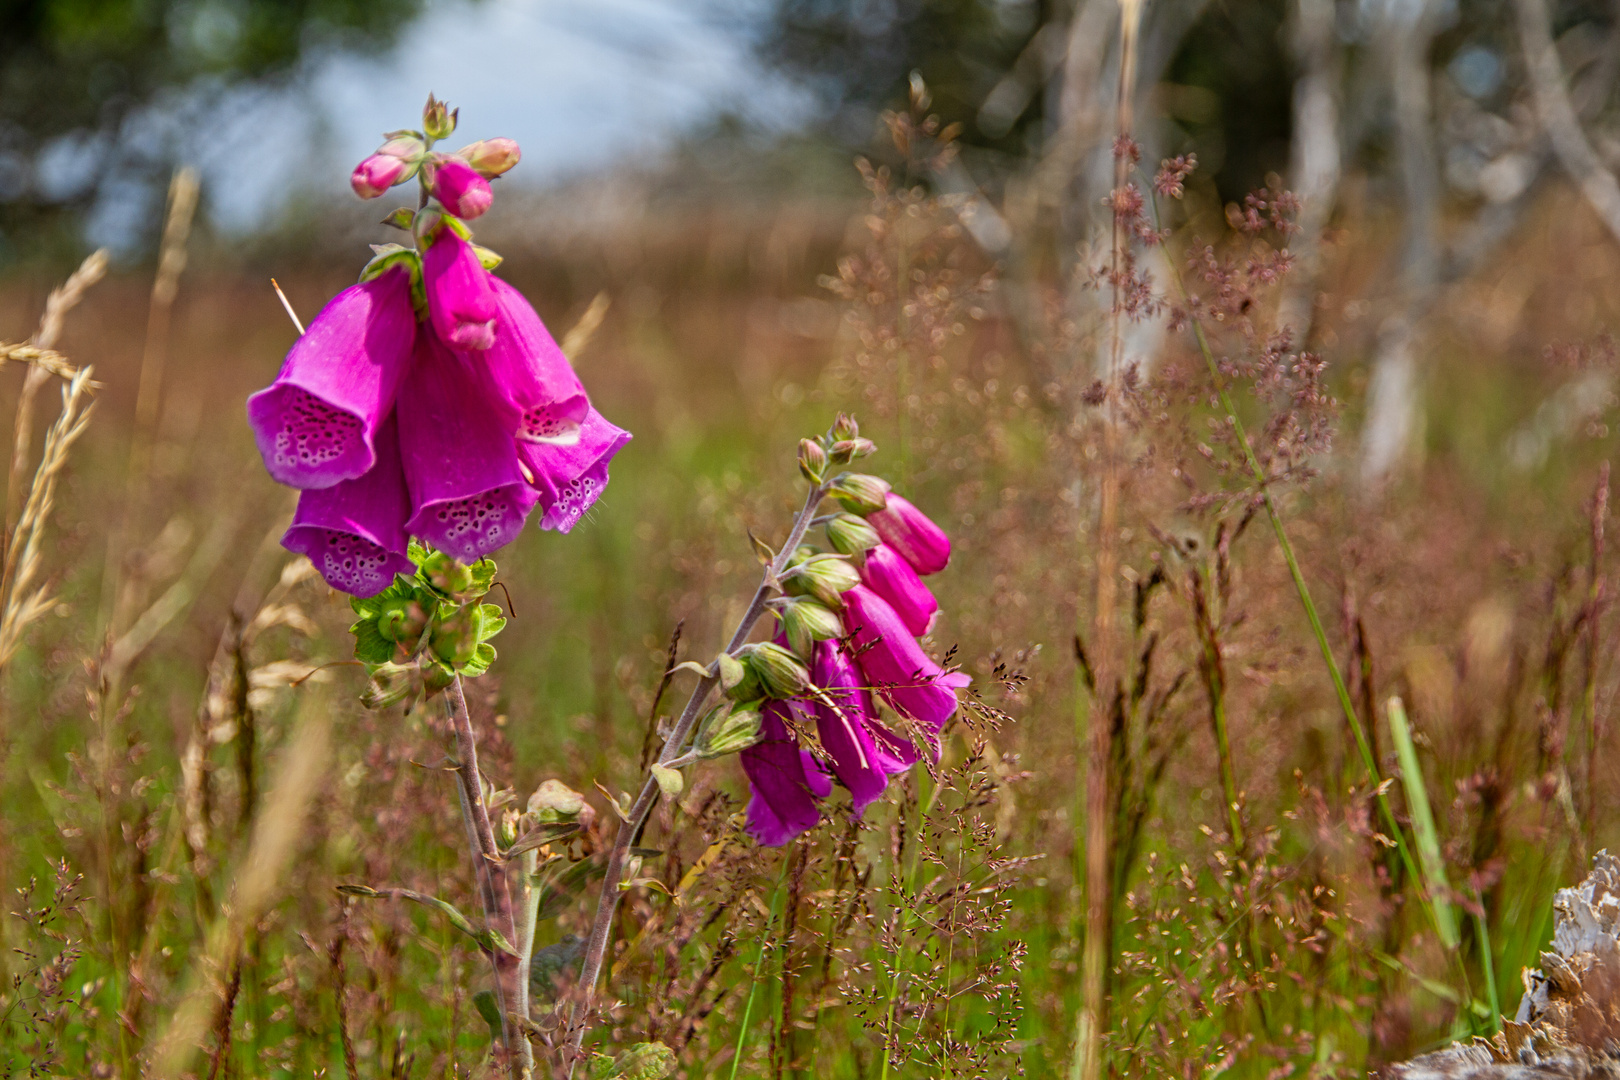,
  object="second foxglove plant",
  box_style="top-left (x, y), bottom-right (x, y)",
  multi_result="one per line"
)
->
top-left (564, 413), bottom-right (968, 1068)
